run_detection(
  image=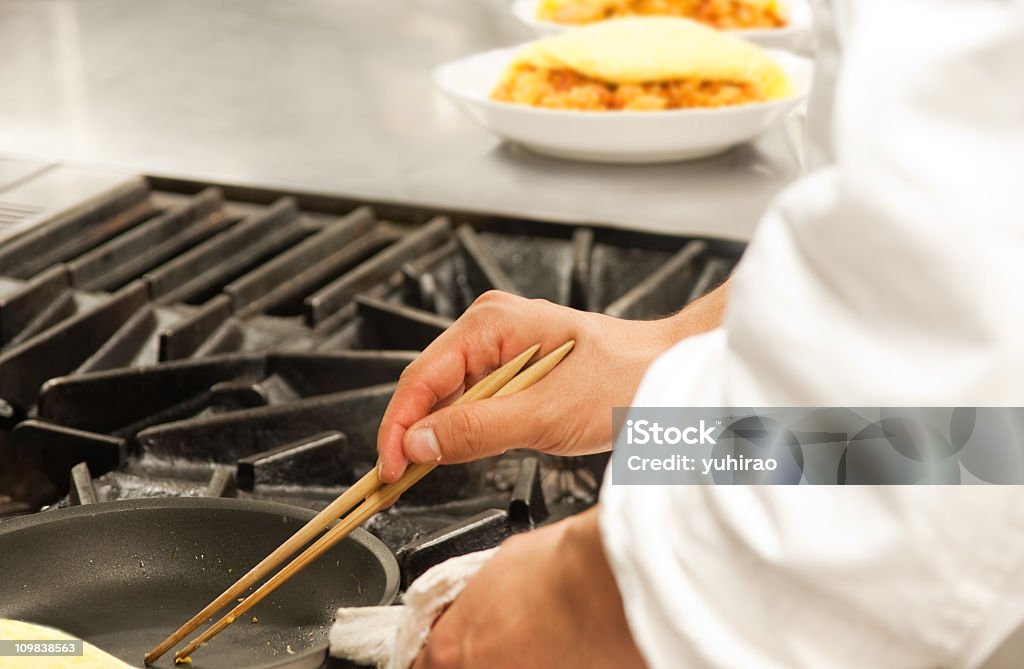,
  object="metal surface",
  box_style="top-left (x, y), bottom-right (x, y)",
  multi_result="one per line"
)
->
top-left (0, 0), bottom-right (806, 240)
top-left (605, 240), bottom-right (708, 319)
top-left (236, 432), bottom-right (352, 492)
top-left (0, 157), bottom-right (50, 191)
top-left (0, 162), bottom-right (144, 247)
top-left (0, 177), bottom-right (740, 638)
top-left (395, 456), bottom-right (552, 587)
top-left (0, 497), bottom-right (399, 669)
top-left (0, 172), bottom-right (152, 275)
top-left (0, 177), bottom-right (741, 401)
